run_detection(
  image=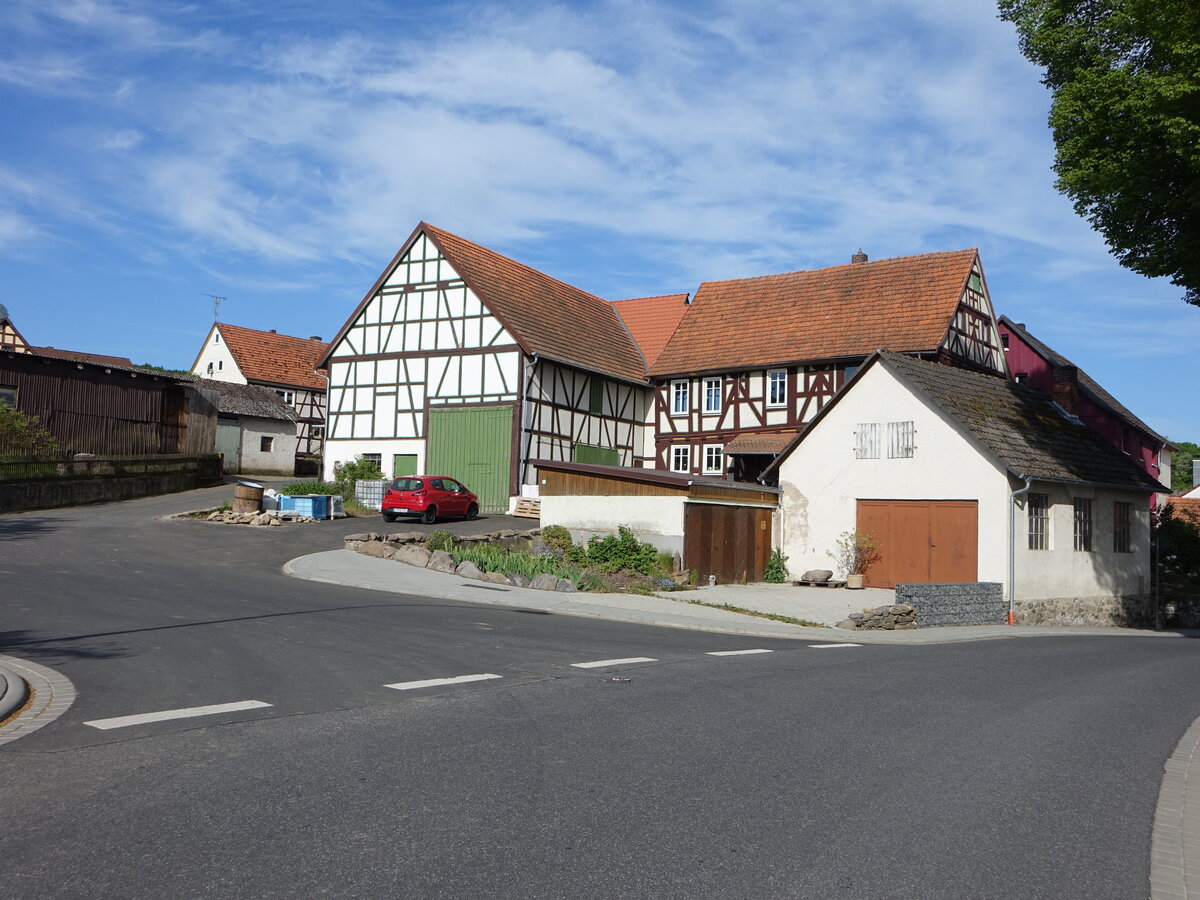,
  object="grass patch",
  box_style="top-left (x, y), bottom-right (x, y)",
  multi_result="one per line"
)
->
top-left (681, 596), bottom-right (827, 628)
